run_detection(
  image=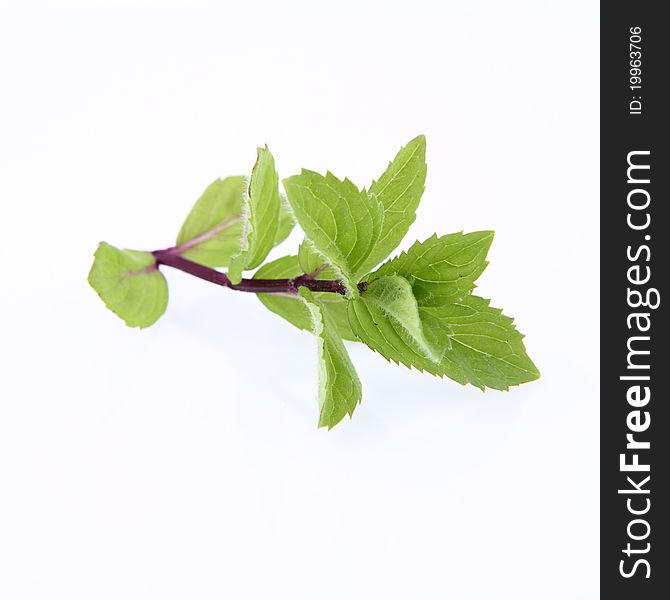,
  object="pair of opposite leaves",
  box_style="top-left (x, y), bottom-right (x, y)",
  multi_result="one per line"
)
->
top-left (88, 136), bottom-right (540, 429)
